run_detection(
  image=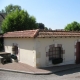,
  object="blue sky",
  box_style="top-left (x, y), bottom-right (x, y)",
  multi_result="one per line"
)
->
top-left (0, 0), bottom-right (80, 30)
